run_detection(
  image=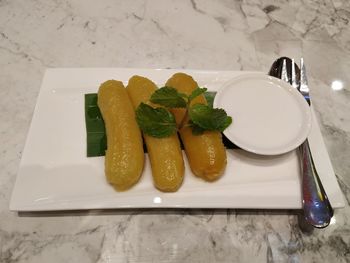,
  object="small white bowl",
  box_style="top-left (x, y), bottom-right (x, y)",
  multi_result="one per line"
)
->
top-left (214, 73), bottom-right (312, 155)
